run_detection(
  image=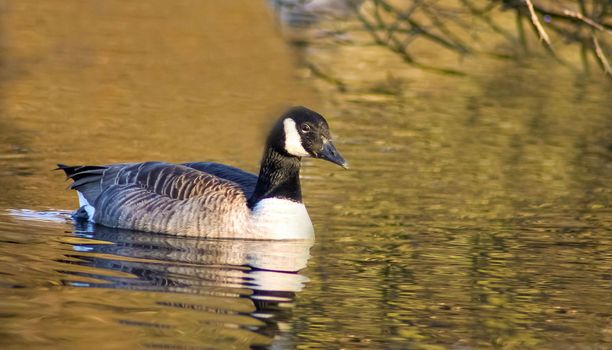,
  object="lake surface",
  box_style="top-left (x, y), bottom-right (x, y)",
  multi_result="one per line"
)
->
top-left (0, 1), bottom-right (611, 349)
